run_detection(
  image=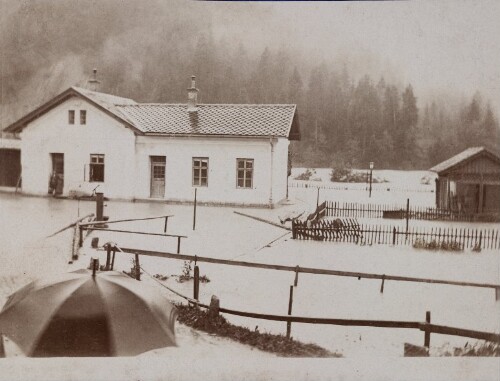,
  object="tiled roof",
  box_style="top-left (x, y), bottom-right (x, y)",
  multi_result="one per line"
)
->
top-left (430, 147), bottom-right (498, 174)
top-left (115, 104), bottom-right (296, 137)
